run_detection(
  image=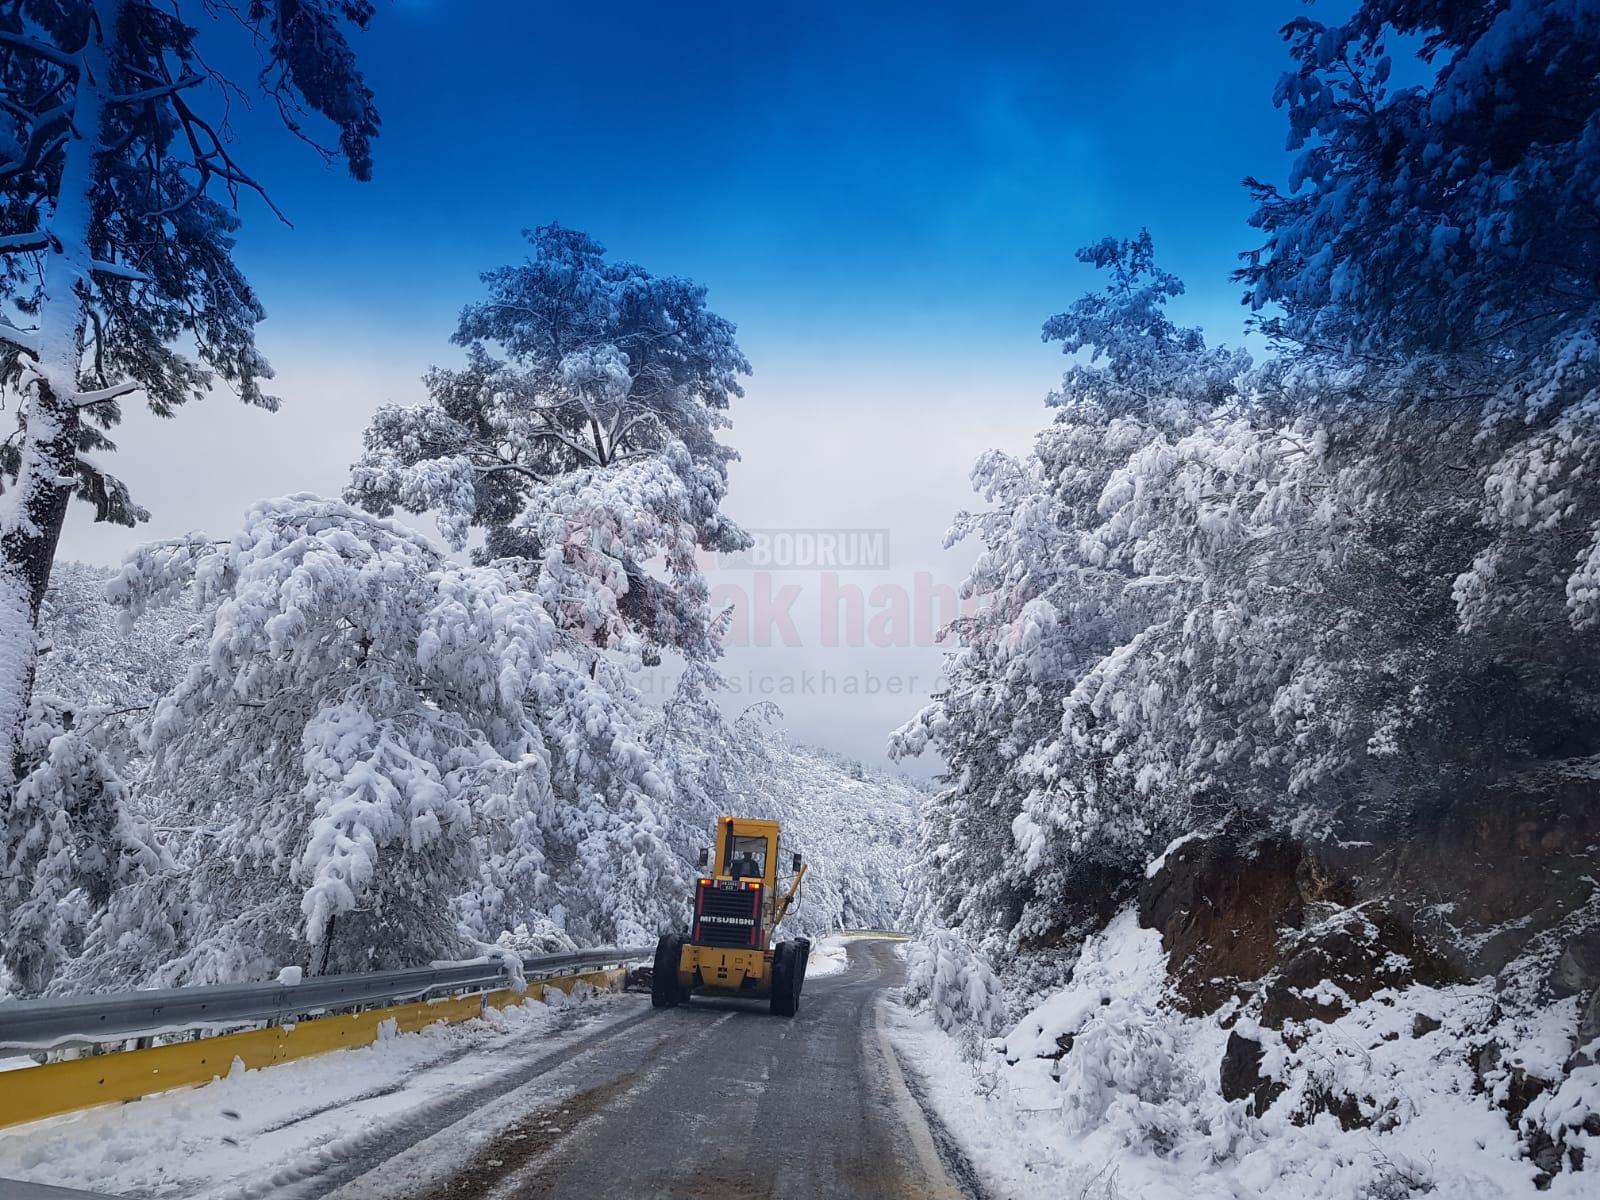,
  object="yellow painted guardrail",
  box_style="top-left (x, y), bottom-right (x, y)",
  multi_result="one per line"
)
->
top-left (0, 967), bottom-right (624, 1130)
top-left (832, 929), bottom-right (911, 940)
